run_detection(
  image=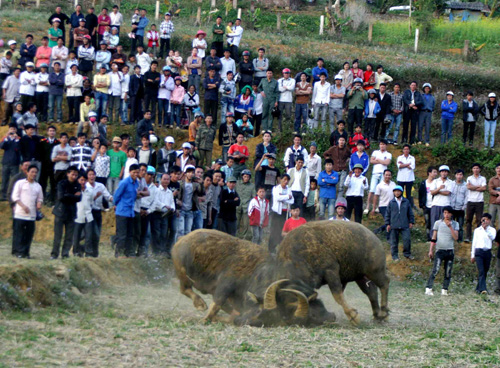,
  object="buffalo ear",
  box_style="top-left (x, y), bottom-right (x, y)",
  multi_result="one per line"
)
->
top-left (246, 291), bottom-right (260, 305)
top-left (308, 292), bottom-right (318, 302)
